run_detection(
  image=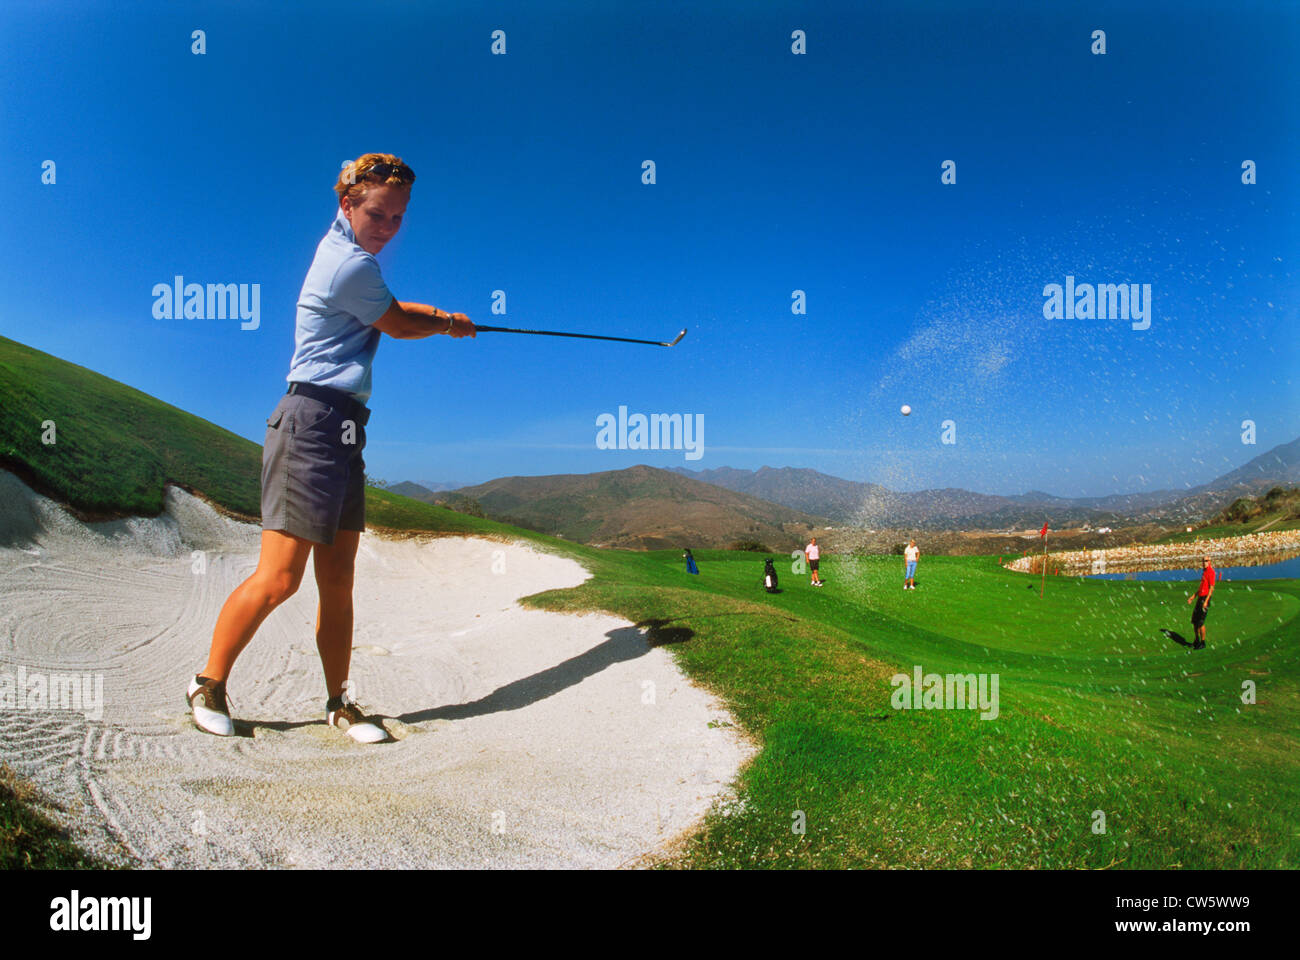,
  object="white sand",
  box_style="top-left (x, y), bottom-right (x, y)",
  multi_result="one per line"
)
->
top-left (0, 470), bottom-right (754, 868)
